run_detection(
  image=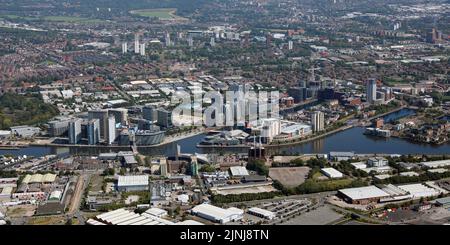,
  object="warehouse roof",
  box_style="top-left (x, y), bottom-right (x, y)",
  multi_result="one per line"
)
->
top-left (191, 204), bottom-right (243, 221)
top-left (176, 220), bottom-right (204, 225)
top-left (22, 173), bottom-right (56, 184)
top-left (435, 197), bottom-right (450, 205)
top-left (397, 184), bottom-right (440, 198)
top-left (321, 168), bottom-right (343, 178)
top-left (86, 219), bottom-right (106, 225)
top-left (0, 186), bottom-right (13, 195)
top-left (123, 155), bottom-right (138, 165)
top-left (420, 159), bottom-right (450, 168)
top-left (49, 190), bottom-right (62, 200)
top-left (94, 208), bottom-right (204, 225)
top-left (248, 207), bottom-right (275, 218)
top-left (145, 207), bottom-right (168, 217)
top-left (330, 151), bottom-right (355, 157)
top-left (339, 186), bottom-right (390, 200)
top-left (229, 166), bottom-right (249, 176)
top-left (117, 175), bottom-right (149, 187)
